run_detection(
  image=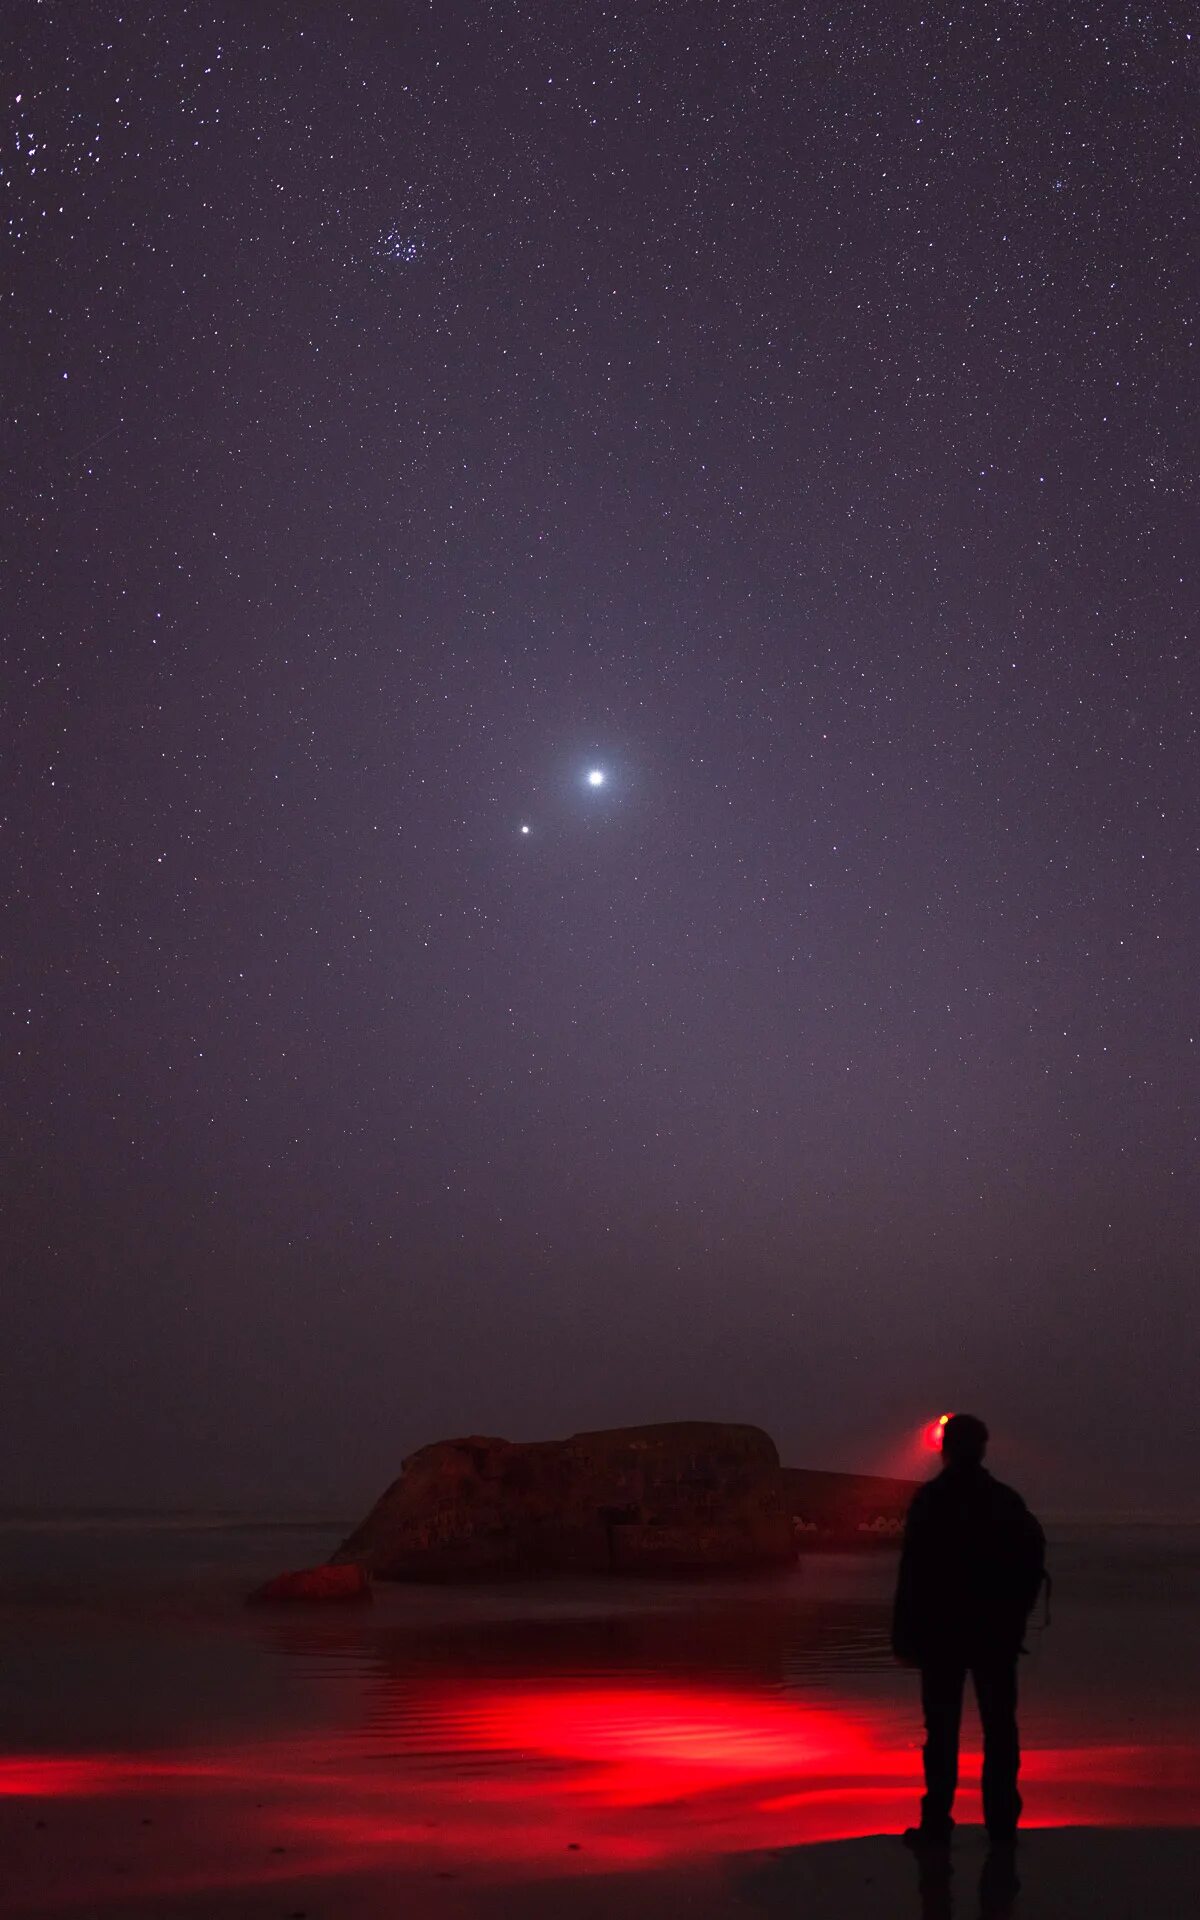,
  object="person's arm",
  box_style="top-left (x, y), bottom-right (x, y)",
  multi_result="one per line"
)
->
top-left (1016, 1504), bottom-right (1046, 1618)
top-left (891, 1498), bottom-right (924, 1664)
